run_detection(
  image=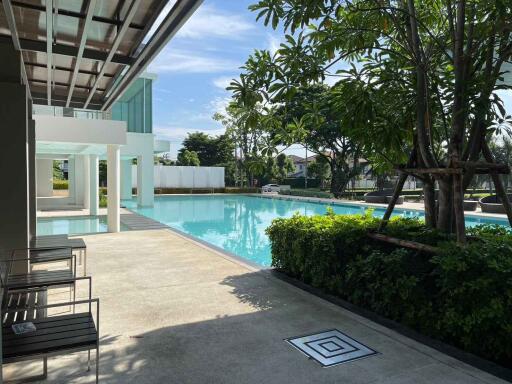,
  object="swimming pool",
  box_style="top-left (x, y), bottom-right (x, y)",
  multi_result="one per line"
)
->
top-left (123, 195), bottom-right (509, 267)
top-left (37, 215), bottom-right (111, 236)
